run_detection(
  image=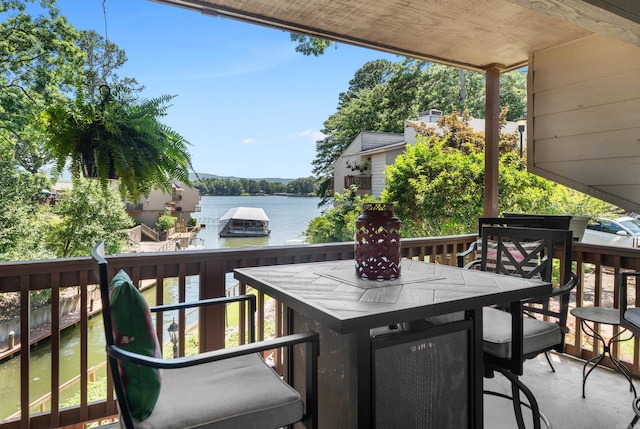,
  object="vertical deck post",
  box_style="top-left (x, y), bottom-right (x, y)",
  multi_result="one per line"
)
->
top-left (484, 65), bottom-right (502, 217)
